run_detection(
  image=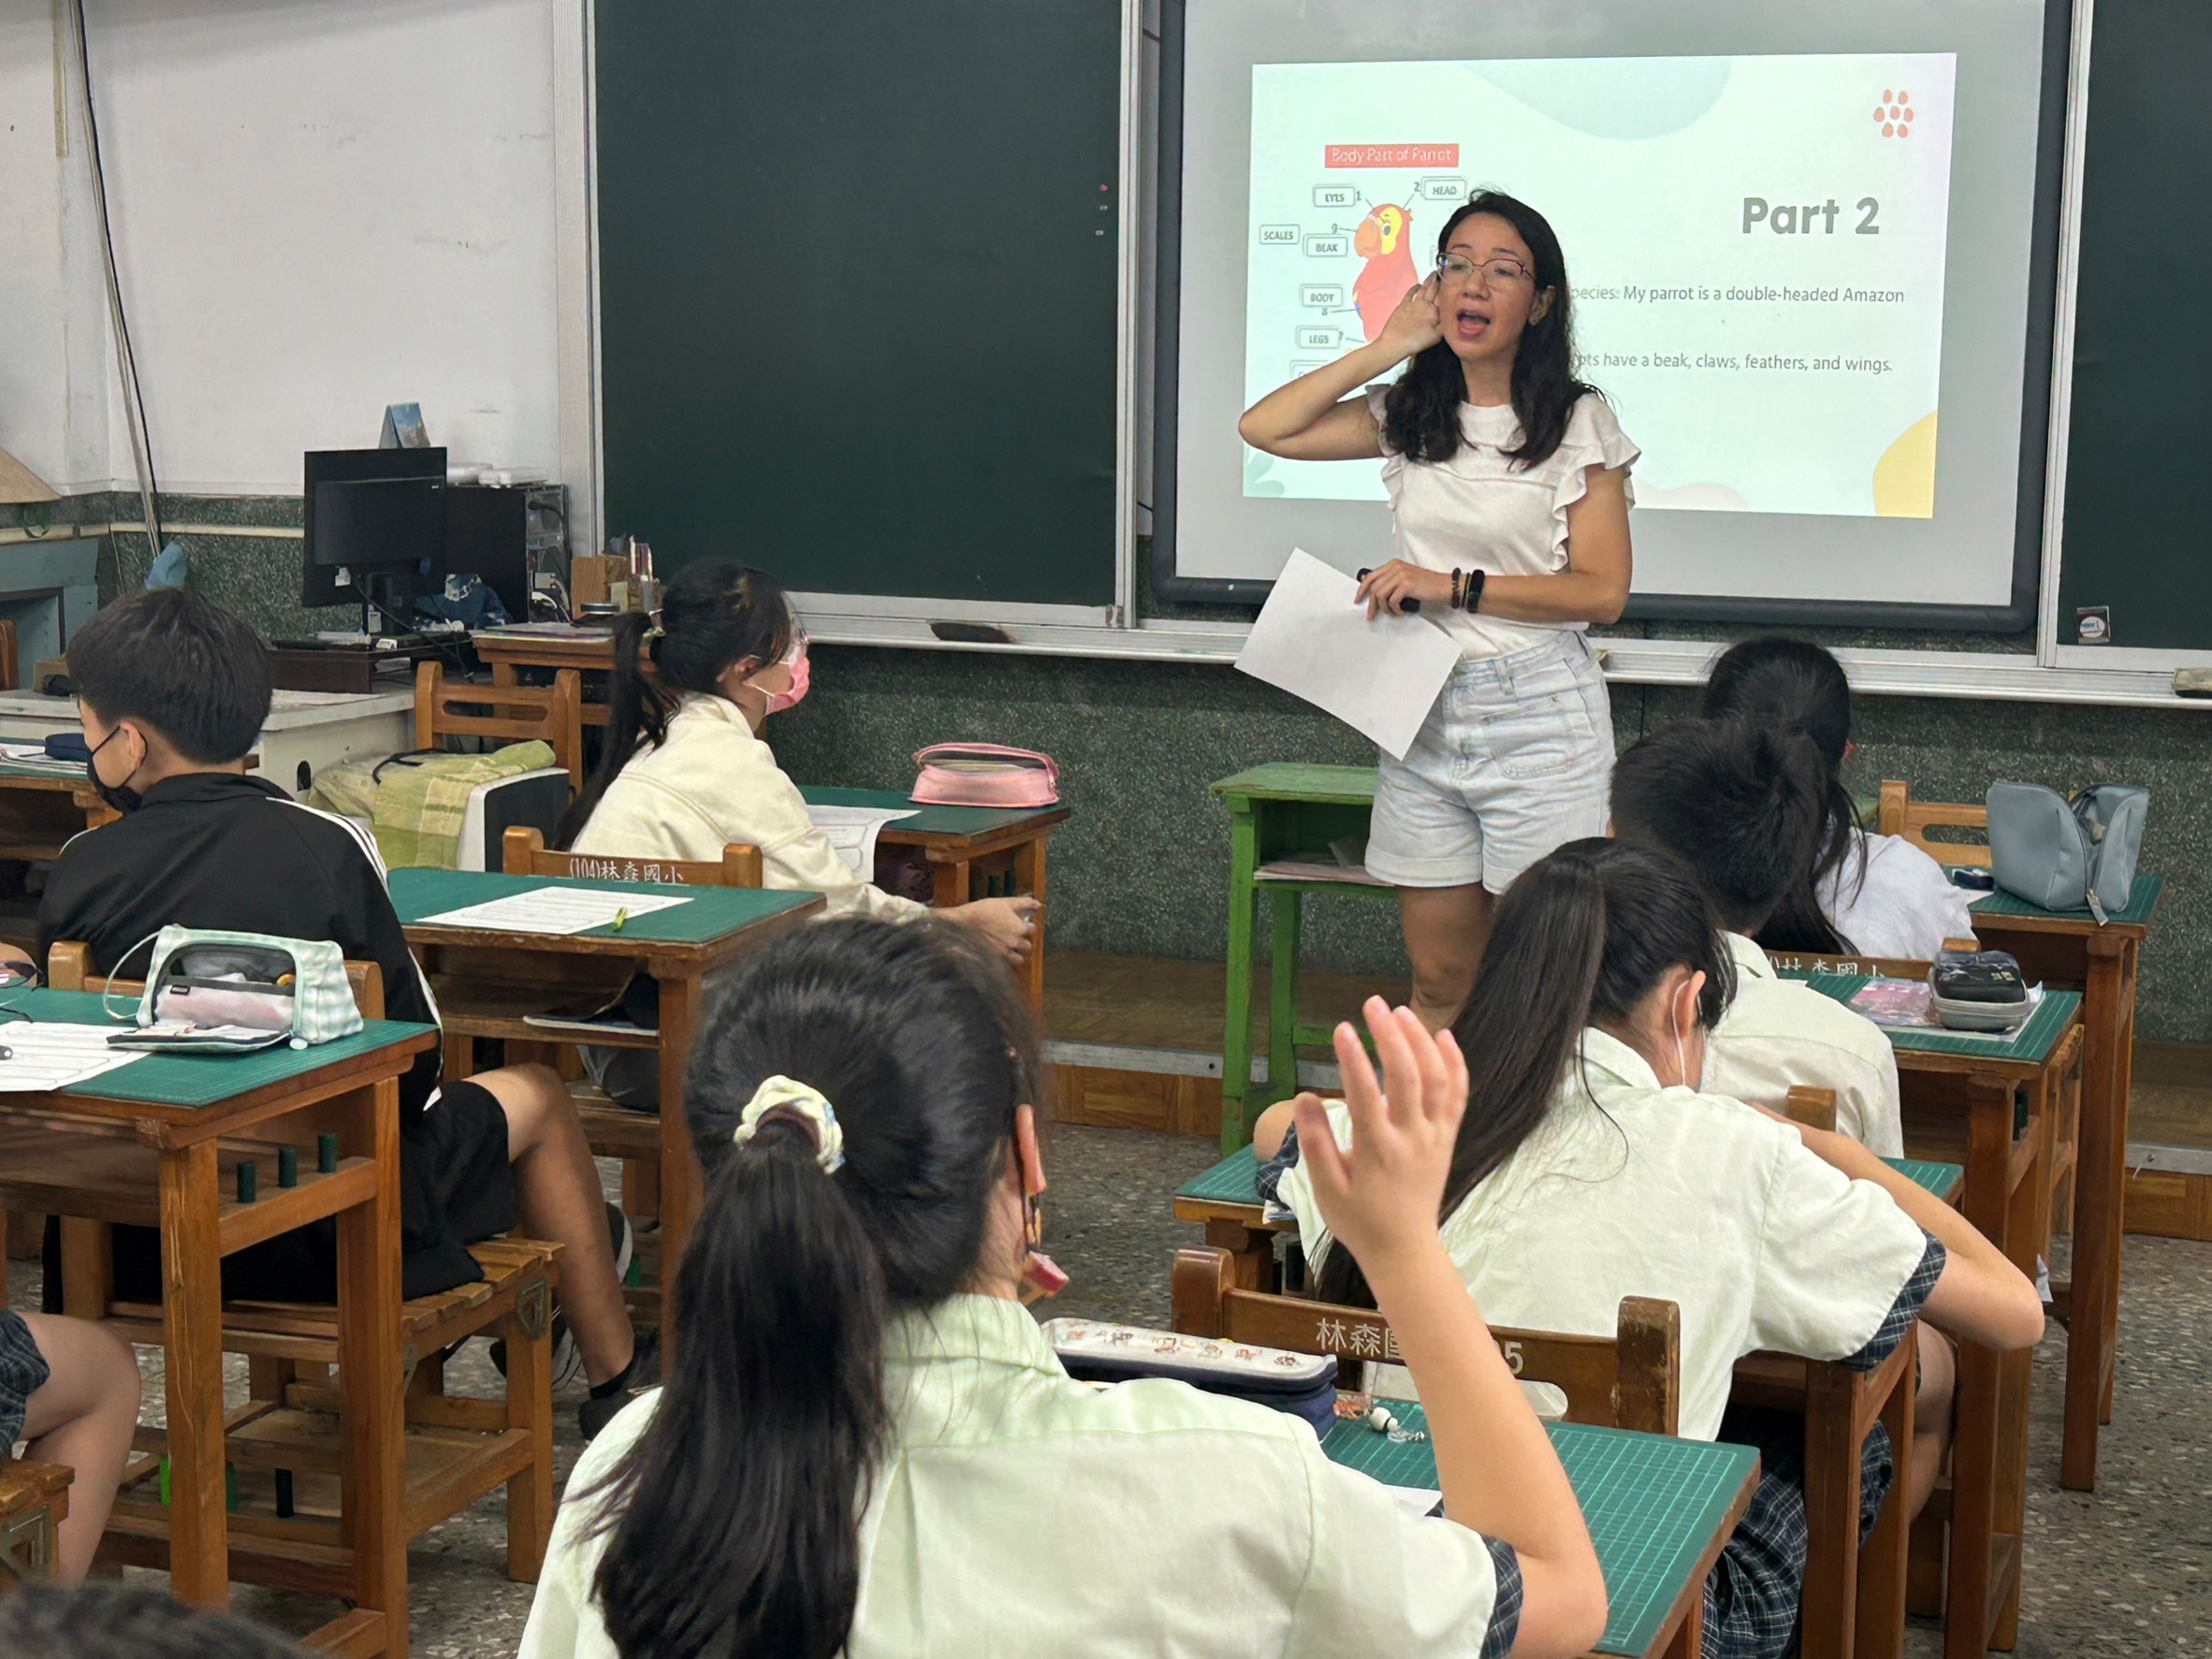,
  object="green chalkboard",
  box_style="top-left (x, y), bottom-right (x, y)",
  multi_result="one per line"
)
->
top-left (593, 1), bottom-right (1123, 609)
top-left (2055, 0), bottom-right (2212, 651)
